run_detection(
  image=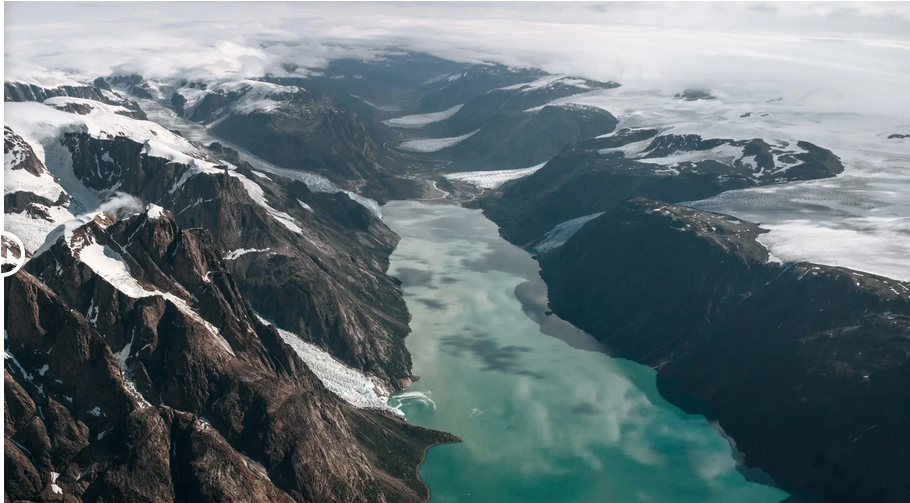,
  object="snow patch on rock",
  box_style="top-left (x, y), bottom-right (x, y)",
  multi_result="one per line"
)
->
top-left (145, 203), bottom-right (166, 219)
top-left (224, 248), bottom-right (270, 261)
